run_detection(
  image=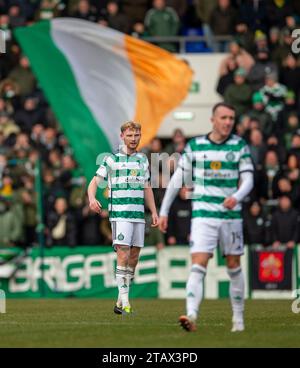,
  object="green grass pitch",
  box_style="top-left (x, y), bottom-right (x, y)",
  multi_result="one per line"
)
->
top-left (0, 299), bottom-right (299, 347)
